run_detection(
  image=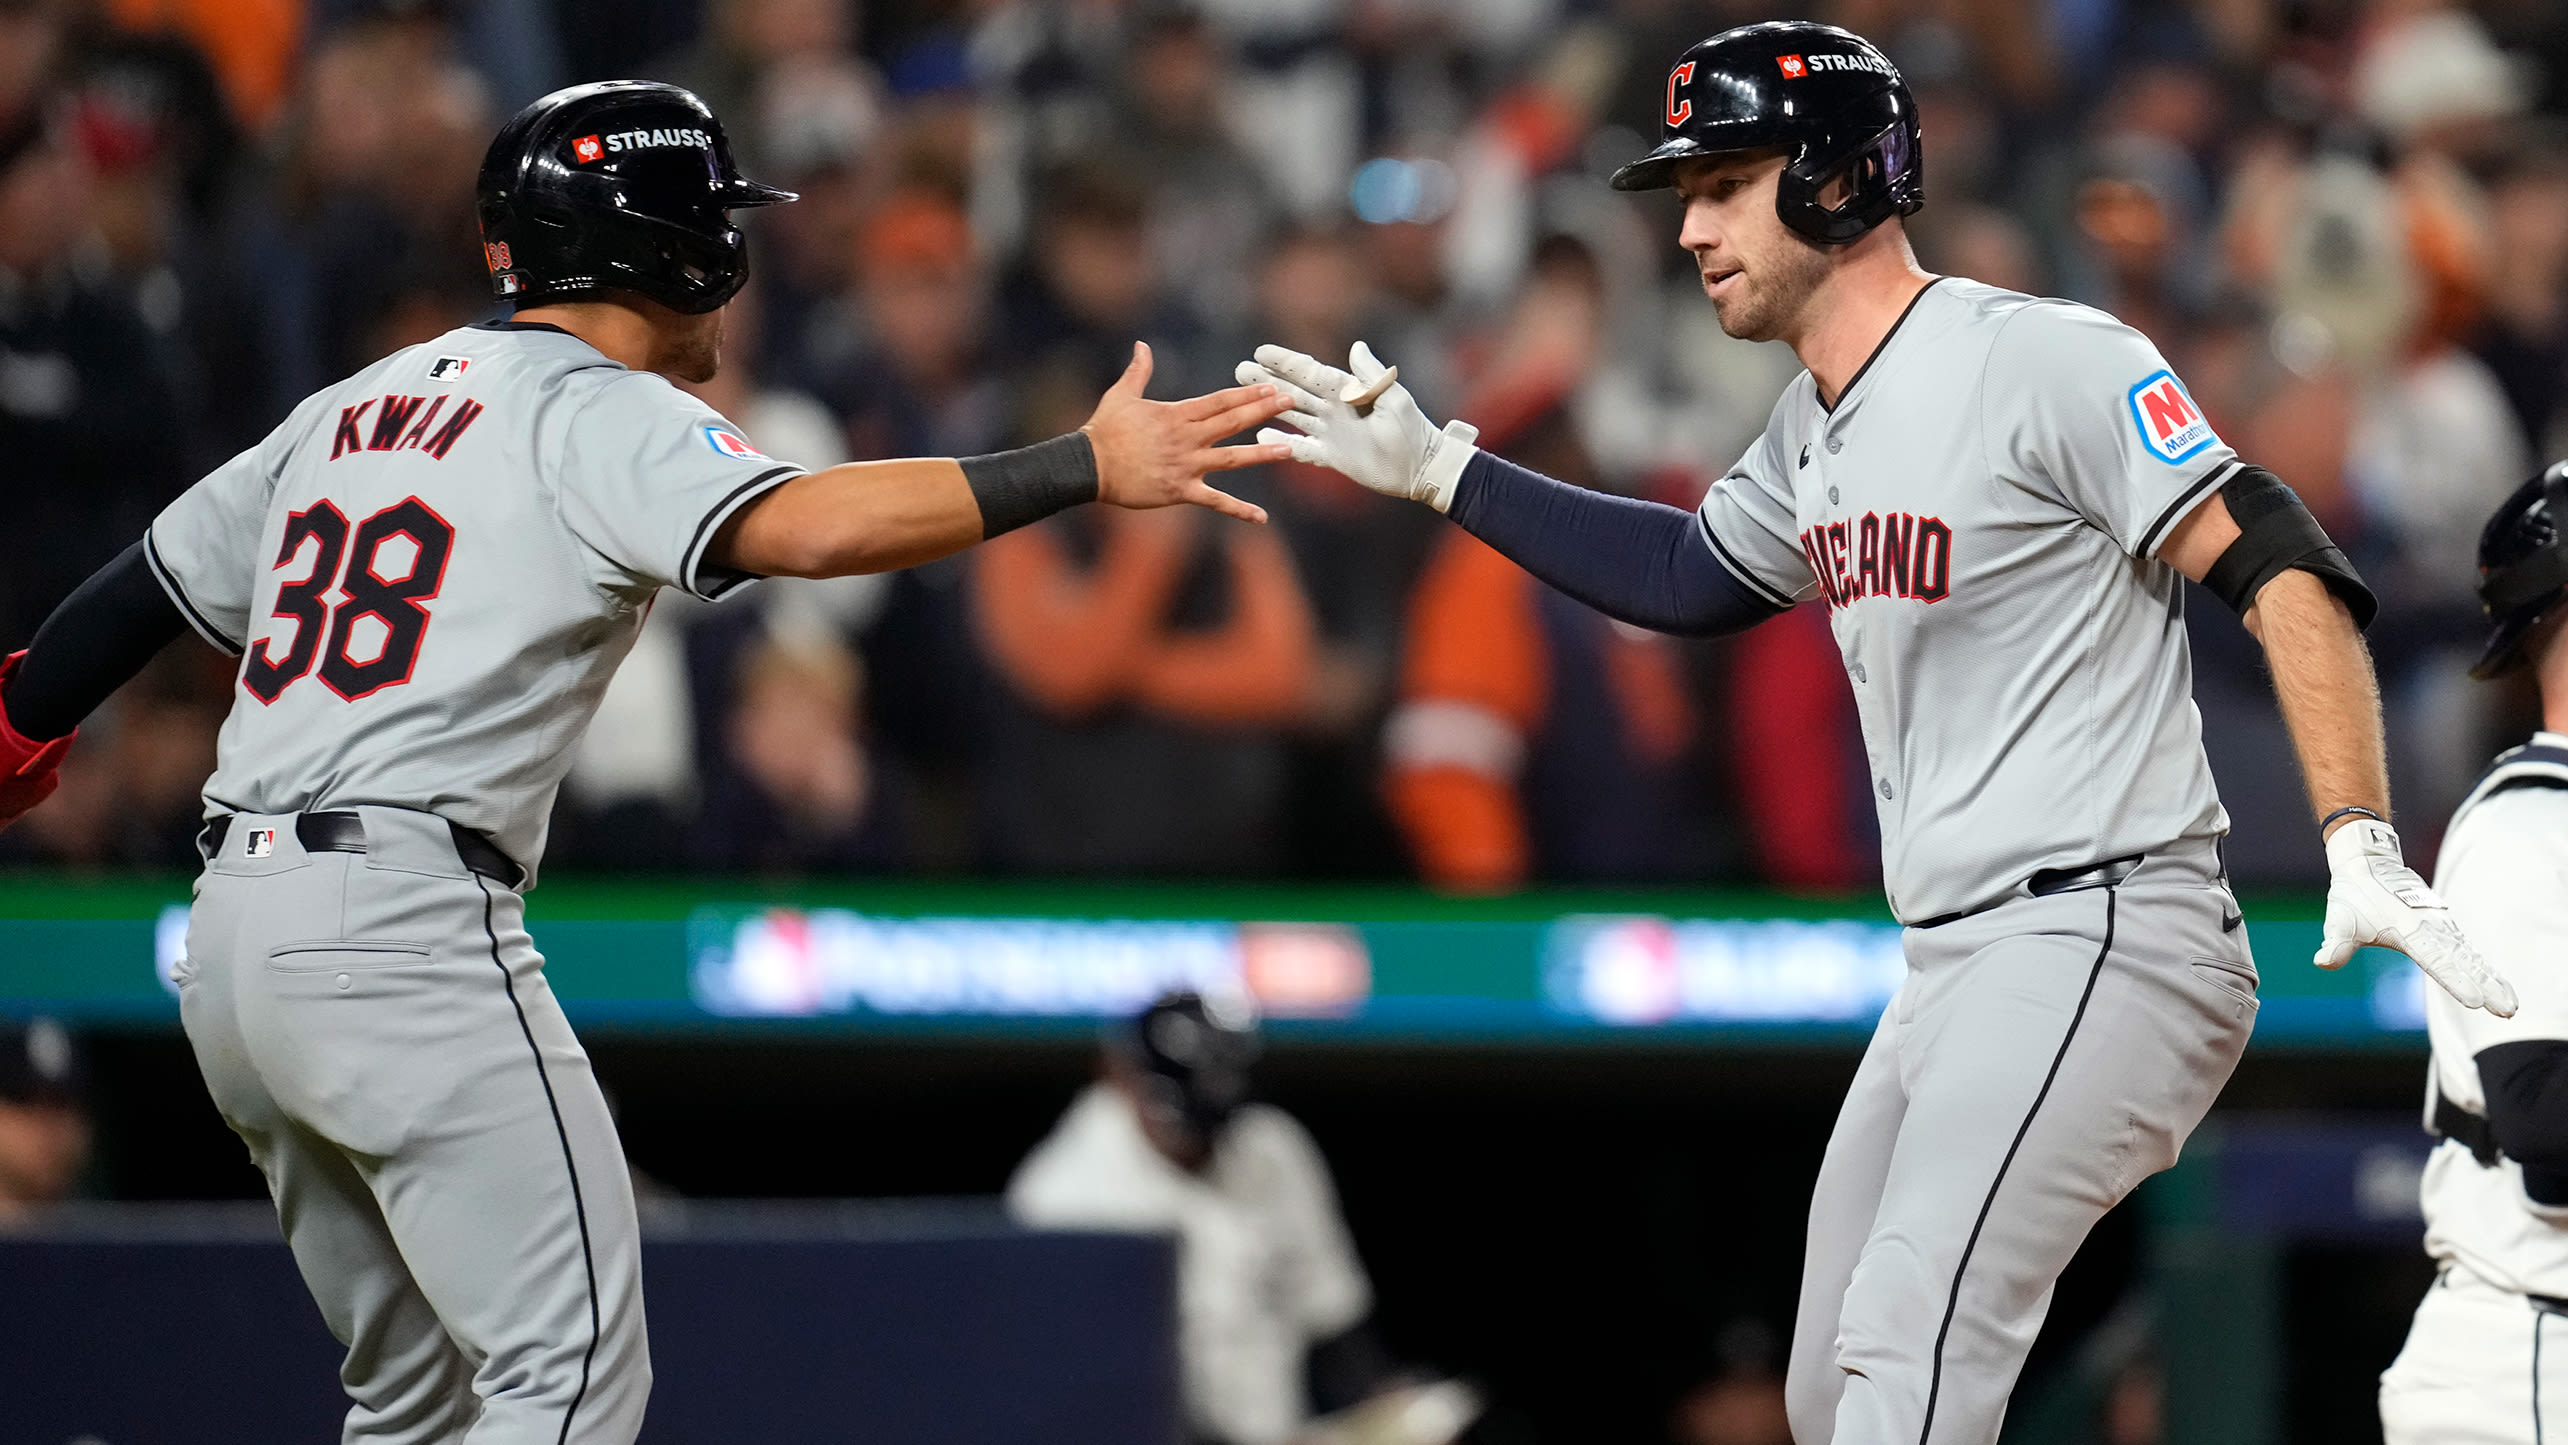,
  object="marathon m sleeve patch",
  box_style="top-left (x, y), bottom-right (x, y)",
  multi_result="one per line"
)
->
top-left (2126, 370), bottom-right (2217, 465)
top-left (1984, 300), bottom-right (2239, 558)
